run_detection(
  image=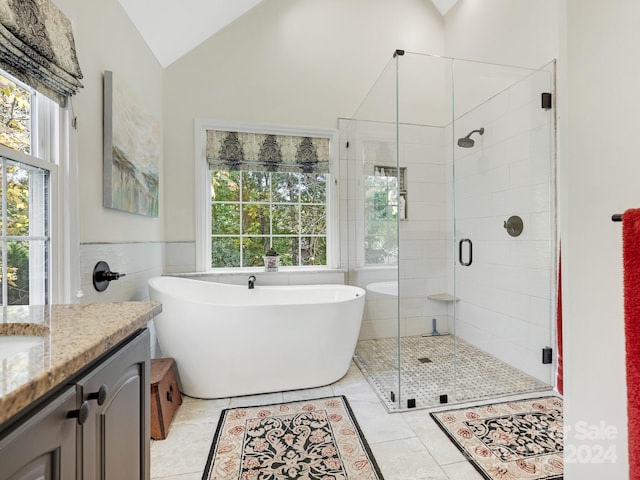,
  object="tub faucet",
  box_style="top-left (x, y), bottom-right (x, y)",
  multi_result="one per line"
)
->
top-left (248, 275), bottom-right (256, 289)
